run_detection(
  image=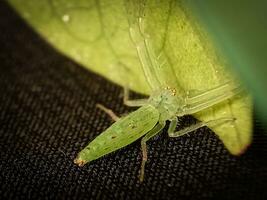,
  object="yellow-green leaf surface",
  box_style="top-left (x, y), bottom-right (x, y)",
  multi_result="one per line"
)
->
top-left (8, 0), bottom-right (252, 155)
